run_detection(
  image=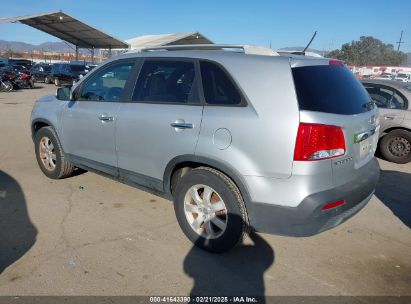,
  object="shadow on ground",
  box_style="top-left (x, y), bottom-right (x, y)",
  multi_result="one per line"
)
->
top-left (375, 169), bottom-right (411, 228)
top-left (0, 171), bottom-right (37, 274)
top-left (184, 232), bottom-right (274, 298)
